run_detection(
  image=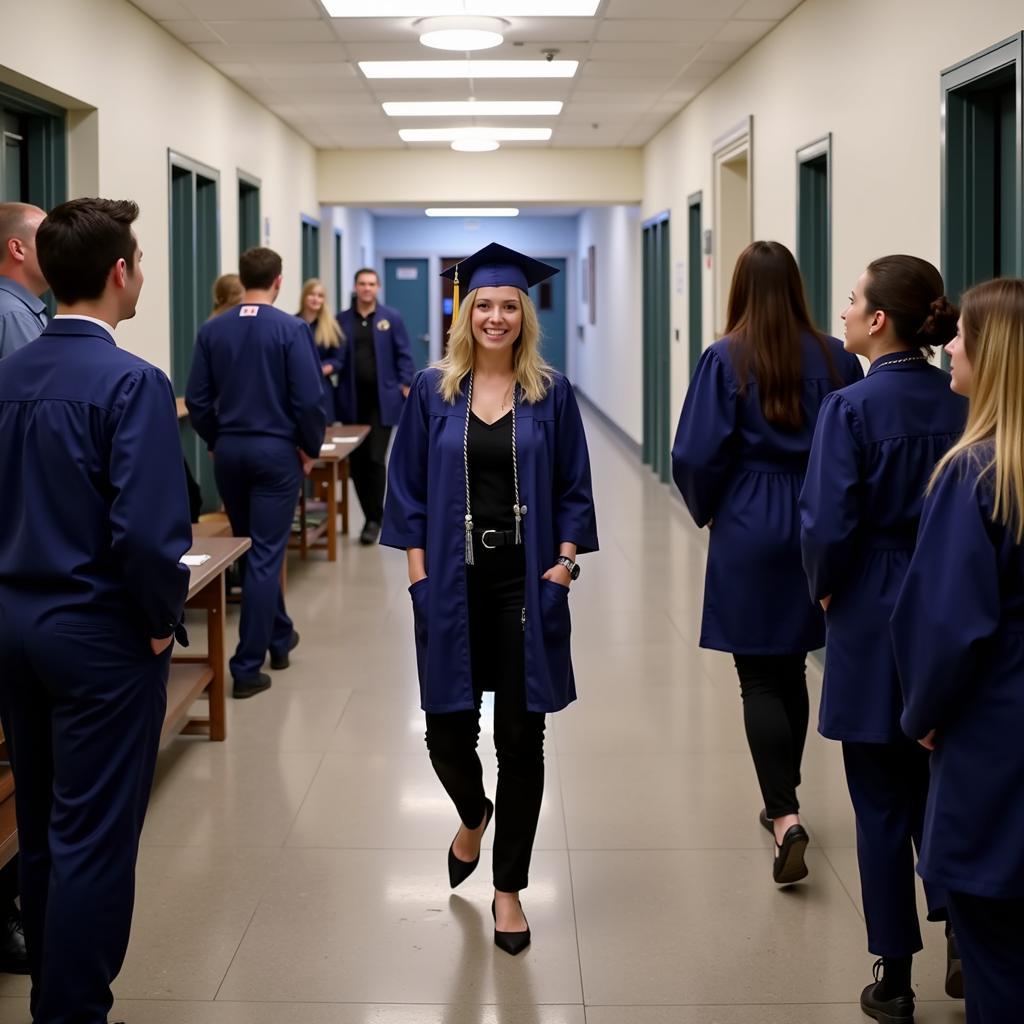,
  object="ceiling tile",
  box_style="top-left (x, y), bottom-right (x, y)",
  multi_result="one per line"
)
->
top-left (713, 18), bottom-right (777, 43)
top-left (734, 0), bottom-right (804, 18)
top-left (604, 0), bottom-right (744, 17)
top-left (500, 18), bottom-right (597, 42)
top-left (252, 62), bottom-right (356, 78)
top-left (578, 60), bottom-right (686, 79)
top-left (698, 40), bottom-right (753, 62)
top-left (573, 76), bottom-right (675, 93)
top-left (589, 41), bottom-right (702, 62)
top-left (192, 42), bottom-right (348, 62)
top-left (181, 0), bottom-right (322, 18)
top-left (128, 0), bottom-right (193, 18)
top-left (596, 18), bottom-right (723, 43)
top-left (205, 20), bottom-right (337, 44)
top-left (158, 19), bottom-right (222, 43)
